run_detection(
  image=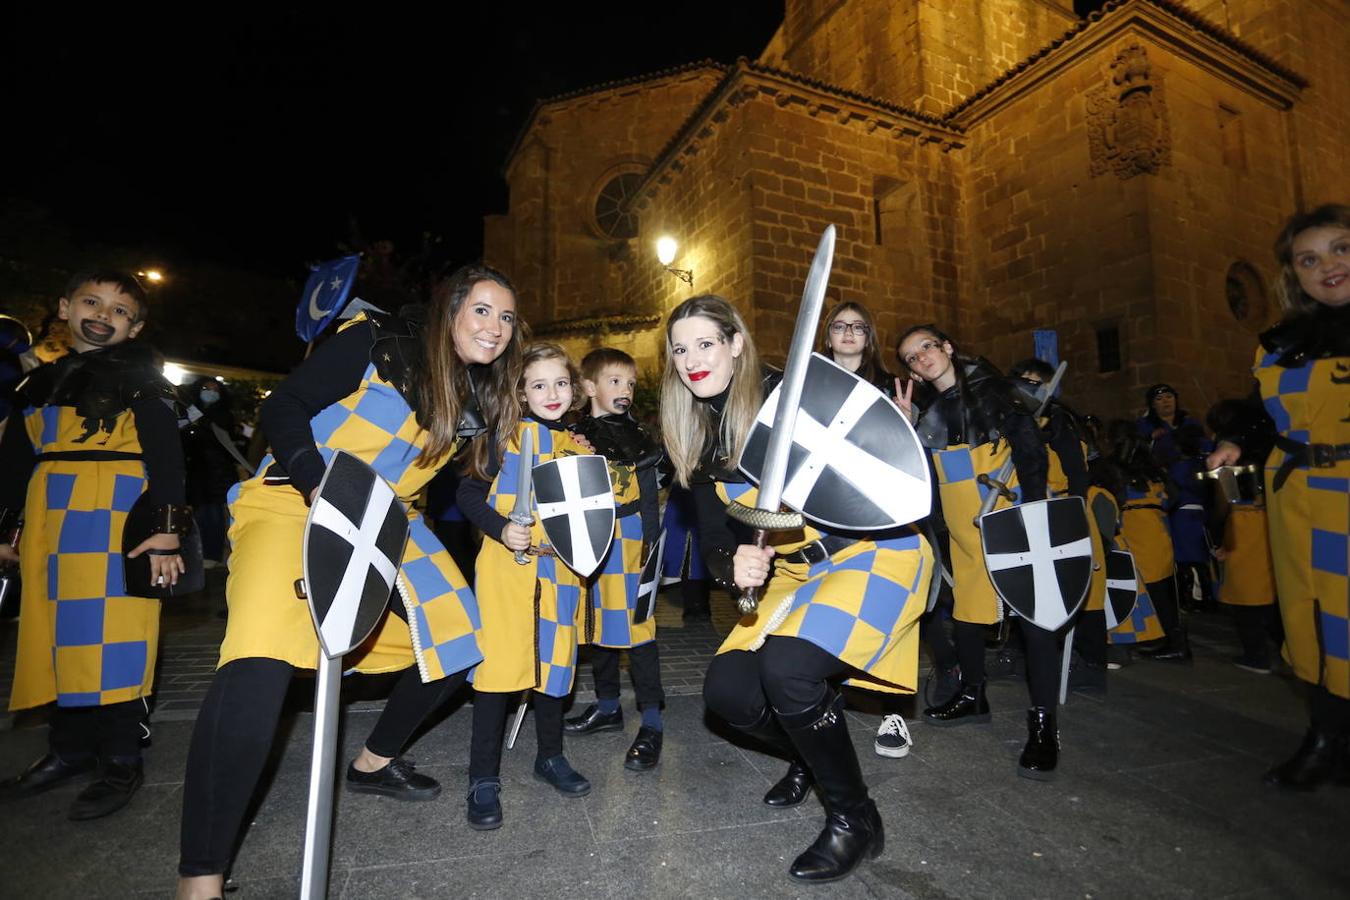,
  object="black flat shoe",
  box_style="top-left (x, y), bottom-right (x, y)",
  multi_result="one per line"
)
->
top-left (763, 759), bottom-right (813, 808)
top-left (923, 680), bottom-right (991, 727)
top-left (466, 777), bottom-right (503, 830)
top-left (68, 761), bottom-right (143, 820)
top-left (0, 753), bottom-right (96, 800)
top-left (563, 703), bottom-right (624, 735)
top-left (624, 727), bottom-right (663, 771)
top-left (534, 754), bottom-right (591, 796)
top-left (345, 757), bottom-right (441, 801)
